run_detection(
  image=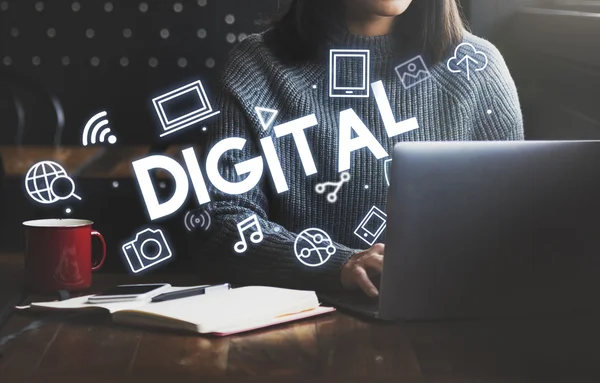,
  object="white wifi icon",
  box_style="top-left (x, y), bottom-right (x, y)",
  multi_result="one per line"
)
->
top-left (82, 111), bottom-right (117, 146)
